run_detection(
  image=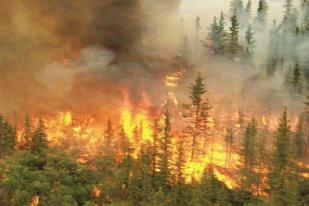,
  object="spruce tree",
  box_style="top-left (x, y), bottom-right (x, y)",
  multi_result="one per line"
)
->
top-left (104, 119), bottom-right (114, 157)
top-left (175, 36), bottom-right (191, 71)
top-left (227, 15), bottom-right (242, 58)
top-left (183, 74), bottom-right (210, 161)
top-left (174, 137), bottom-right (186, 205)
top-left (245, 25), bottom-right (256, 62)
top-left (31, 119), bottom-right (48, 156)
top-left (0, 116), bottom-right (16, 157)
top-left (225, 127), bottom-right (234, 168)
top-left (159, 110), bottom-right (173, 191)
top-left (240, 119), bottom-right (259, 195)
top-left (256, 0), bottom-right (268, 26)
top-left (151, 119), bottom-right (160, 188)
top-left (208, 13), bottom-right (225, 55)
top-left (21, 114), bottom-right (33, 150)
top-left (290, 62), bottom-right (303, 94)
top-left (268, 108), bottom-right (301, 206)
top-left (230, 0), bottom-right (244, 17)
